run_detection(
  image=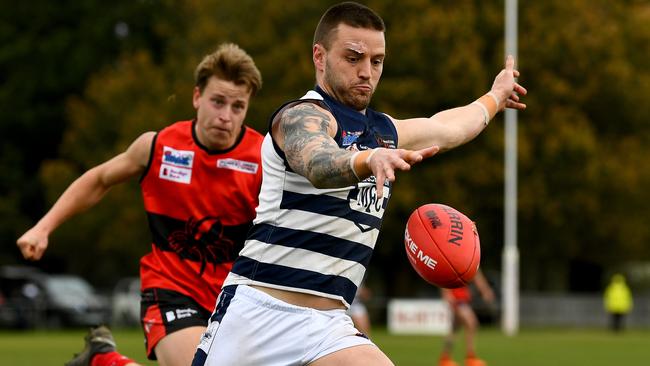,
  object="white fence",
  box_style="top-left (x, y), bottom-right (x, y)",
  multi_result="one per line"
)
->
top-left (381, 293), bottom-right (650, 333)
